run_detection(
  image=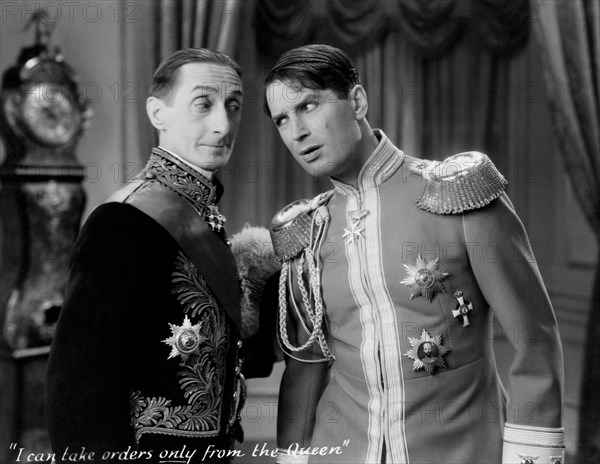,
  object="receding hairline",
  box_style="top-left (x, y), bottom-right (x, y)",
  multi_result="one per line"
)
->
top-left (149, 47), bottom-right (242, 102)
